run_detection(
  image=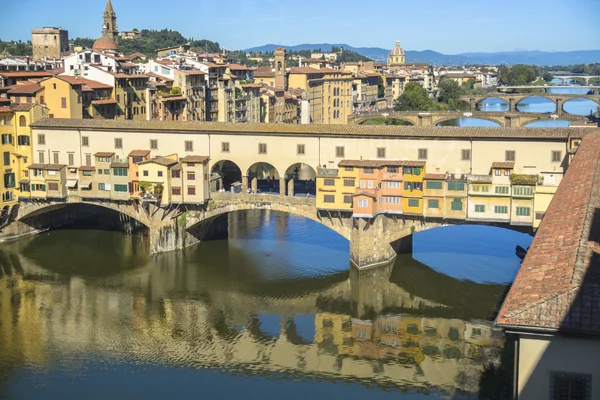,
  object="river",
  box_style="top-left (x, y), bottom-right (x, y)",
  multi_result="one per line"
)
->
top-left (0, 210), bottom-right (532, 399)
top-left (439, 78), bottom-right (598, 127)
